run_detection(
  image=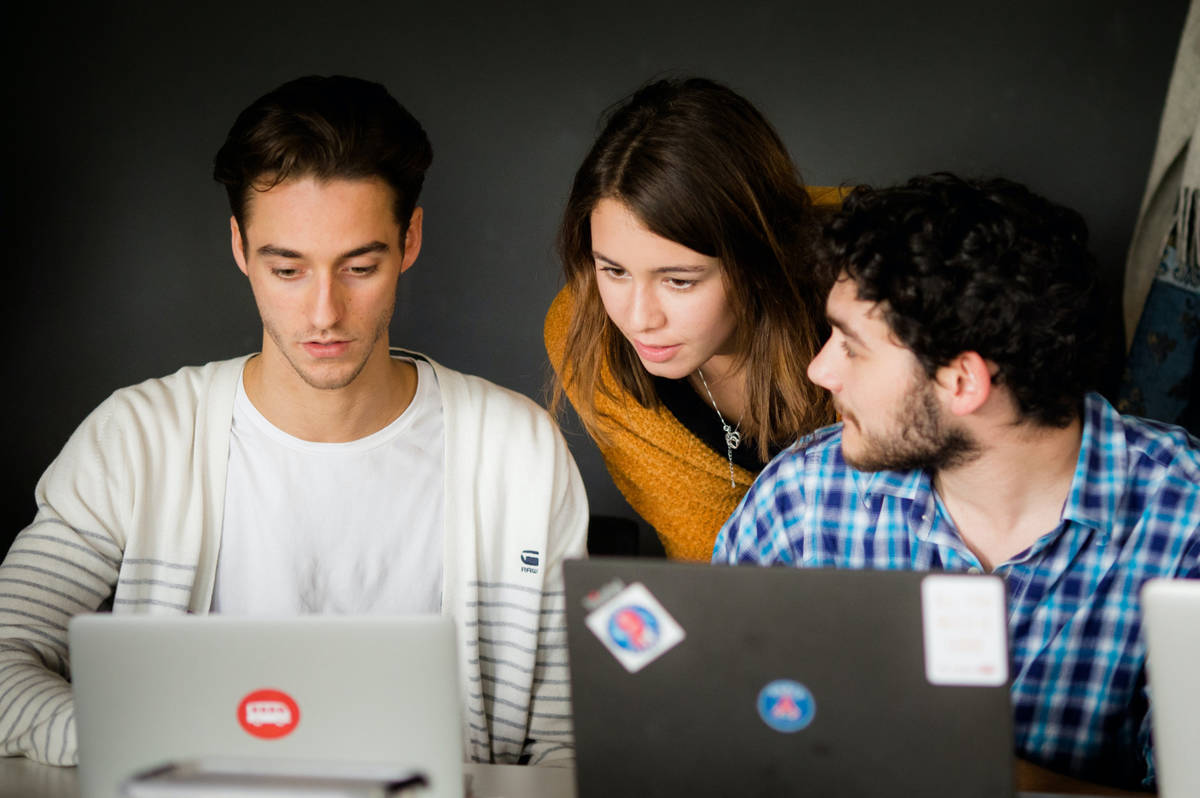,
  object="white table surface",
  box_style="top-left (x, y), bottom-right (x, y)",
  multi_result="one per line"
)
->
top-left (0, 758), bottom-right (577, 798)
